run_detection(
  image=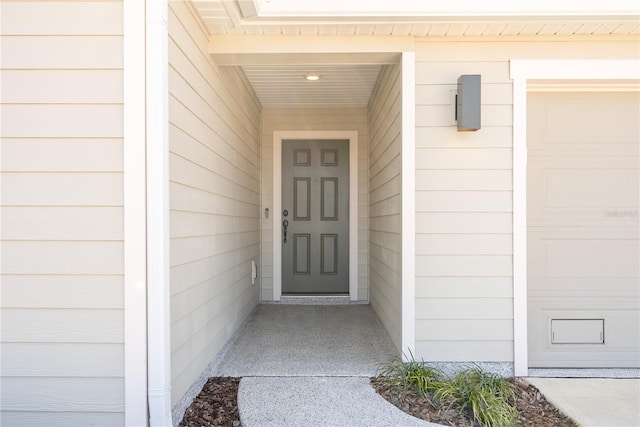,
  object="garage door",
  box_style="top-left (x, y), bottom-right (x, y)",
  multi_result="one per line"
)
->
top-left (527, 91), bottom-right (640, 368)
